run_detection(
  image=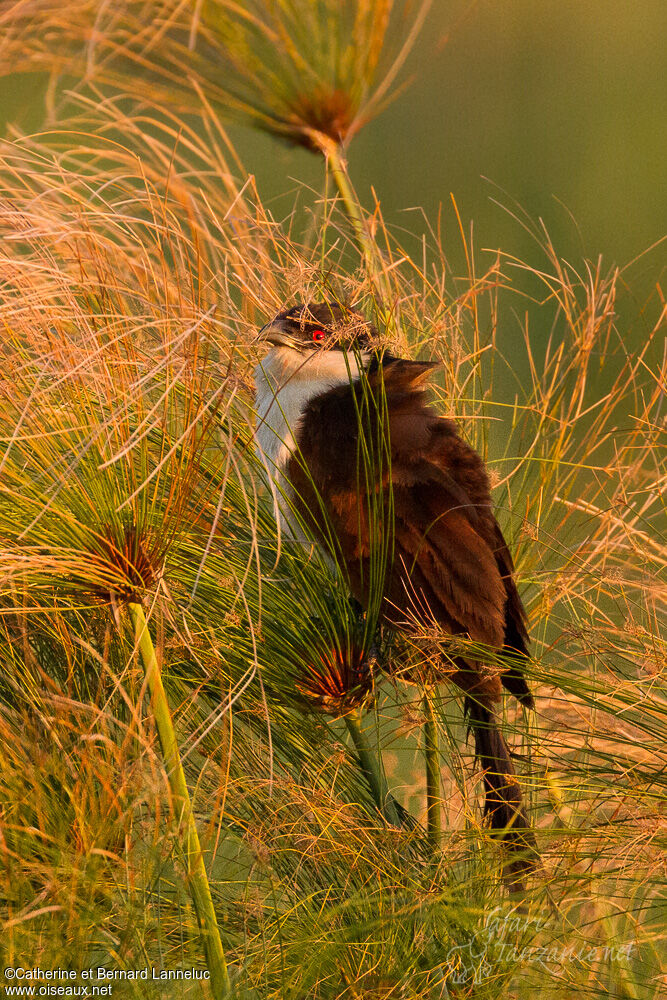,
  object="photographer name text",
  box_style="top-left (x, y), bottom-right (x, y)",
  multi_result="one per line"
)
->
top-left (2, 968), bottom-right (210, 996)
